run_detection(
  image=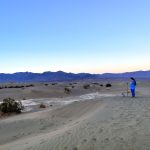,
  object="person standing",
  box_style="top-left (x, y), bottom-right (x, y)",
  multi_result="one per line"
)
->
top-left (130, 77), bottom-right (136, 97)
